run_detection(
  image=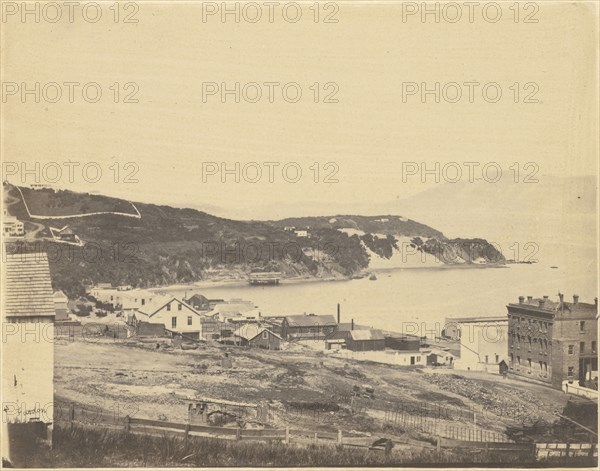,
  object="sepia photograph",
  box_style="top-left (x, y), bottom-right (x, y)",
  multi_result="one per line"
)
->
top-left (1, 0), bottom-right (598, 468)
